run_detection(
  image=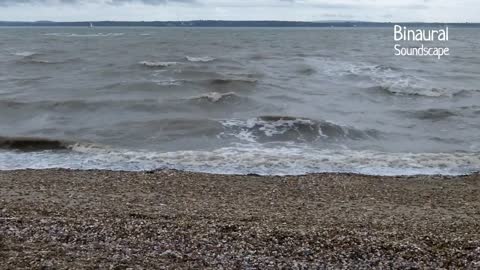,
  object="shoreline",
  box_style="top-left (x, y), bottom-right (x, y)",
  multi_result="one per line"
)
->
top-left (1, 169), bottom-right (479, 268)
top-left (1, 167), bottom-right (479, 178)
